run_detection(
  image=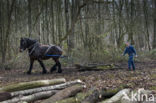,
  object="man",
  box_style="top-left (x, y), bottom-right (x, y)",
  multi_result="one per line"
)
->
top-left (123, 42), bottom-right (137, 71)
